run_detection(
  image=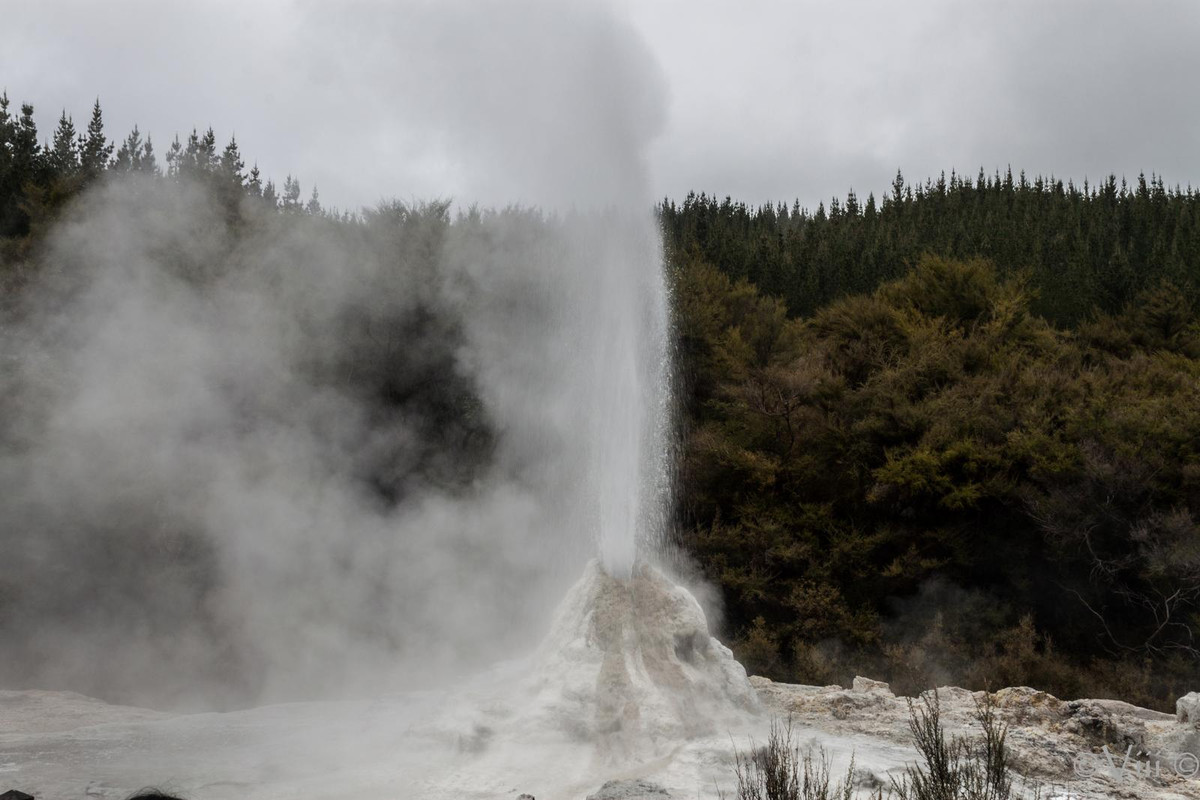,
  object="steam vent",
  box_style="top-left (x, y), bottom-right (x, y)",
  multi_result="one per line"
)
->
top-left (528, 560), bottom-right (759, 762)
